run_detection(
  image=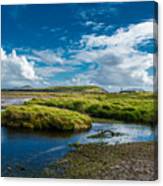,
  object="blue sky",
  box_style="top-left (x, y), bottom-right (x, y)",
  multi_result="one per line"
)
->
top-left (1, 1), bottom-right (157, 91)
